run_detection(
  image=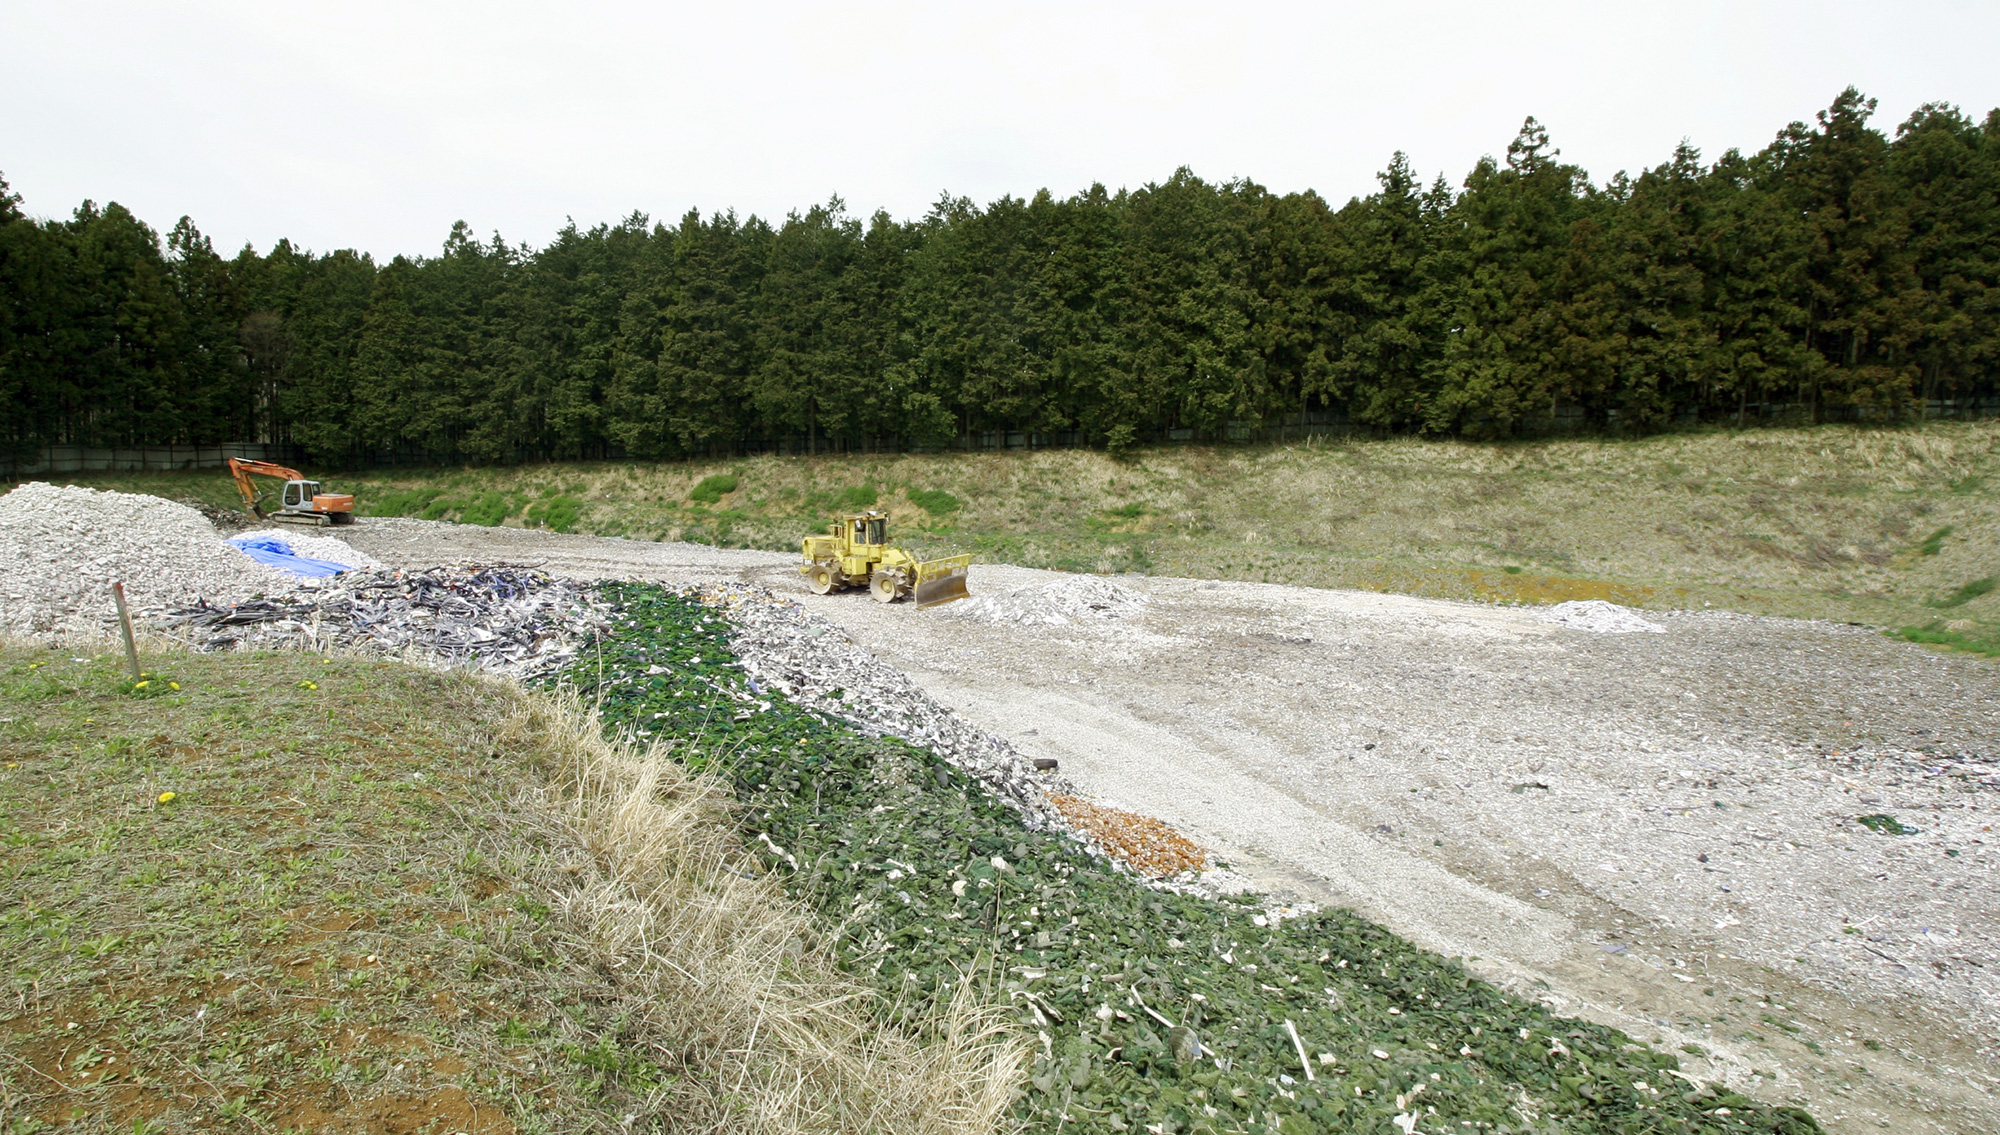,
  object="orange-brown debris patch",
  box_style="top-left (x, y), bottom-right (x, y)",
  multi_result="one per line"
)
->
top-left (1049, 793), bottom-right (1209, 878)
